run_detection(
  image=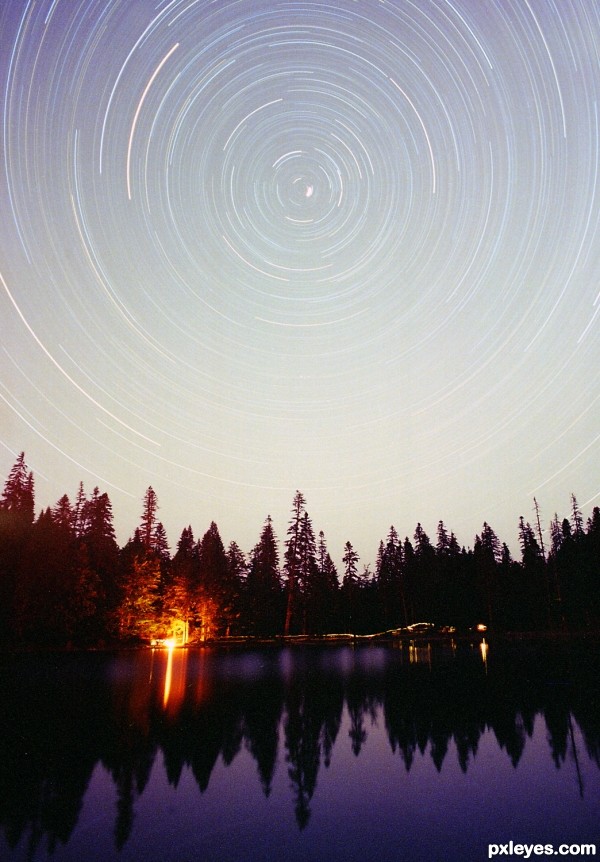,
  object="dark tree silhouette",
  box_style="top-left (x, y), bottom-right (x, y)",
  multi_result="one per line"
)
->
top-left (376, 526), bottom-right (407, 628)
top-left (246, 515), bottom-right (282, 637)
top-left (195, 521), bottom-right (240, 638)
top-left (283, 491), bottom-right (306, 636)
top-left (139, 486), bottom-right (159, 552)
top-left (0, 453), bottom-right (35, 641)
top-left (1, 454), bottom-right (600, 643)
